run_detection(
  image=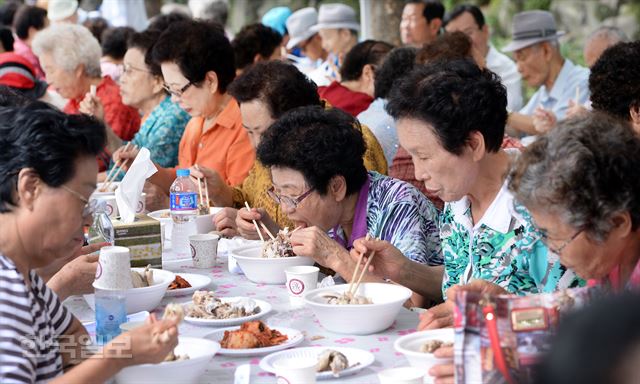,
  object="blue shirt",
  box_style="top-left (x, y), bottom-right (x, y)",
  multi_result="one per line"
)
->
top-left (329, 171), bottom-right (442, 266)
top-left (357, 98), bottom-right (399, 165)
top-left (520, 59), bottom-right (590, 120)
top-left (109, 96), bottom-right (190, 177)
